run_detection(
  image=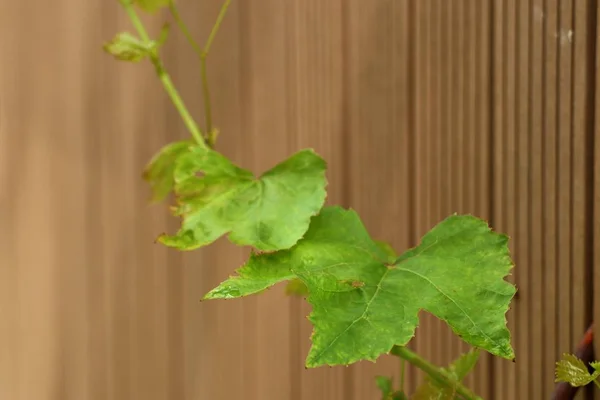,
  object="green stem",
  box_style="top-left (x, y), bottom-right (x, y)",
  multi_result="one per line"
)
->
top-left (593, 379), bottom-right (600, 390)
top-left (203, 0), bottom-right (232, 55)
top-left (119, 0), bottom-right (207, 149)
top-left (390, 346), bottom-right (481, 400)
top-left (200, 0), bottom-right (232, 144)
top-left (200, 56), bottom-right (213, 139)
top-left (168, 1), bottom-right (203, 55)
